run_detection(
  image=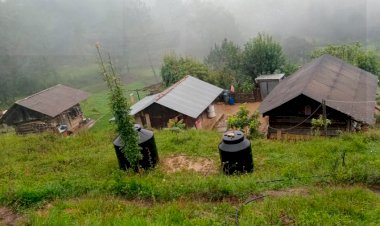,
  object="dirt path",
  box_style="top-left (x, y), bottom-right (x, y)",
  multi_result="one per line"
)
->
top-left (0, 207), bottom-right (21, 226)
